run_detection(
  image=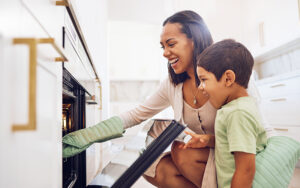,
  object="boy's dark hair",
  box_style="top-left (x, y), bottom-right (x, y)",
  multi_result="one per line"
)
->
top-left (163, 10), bottom-right (213, 86)
top-left (197, 39), bottom-right (254, 88)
